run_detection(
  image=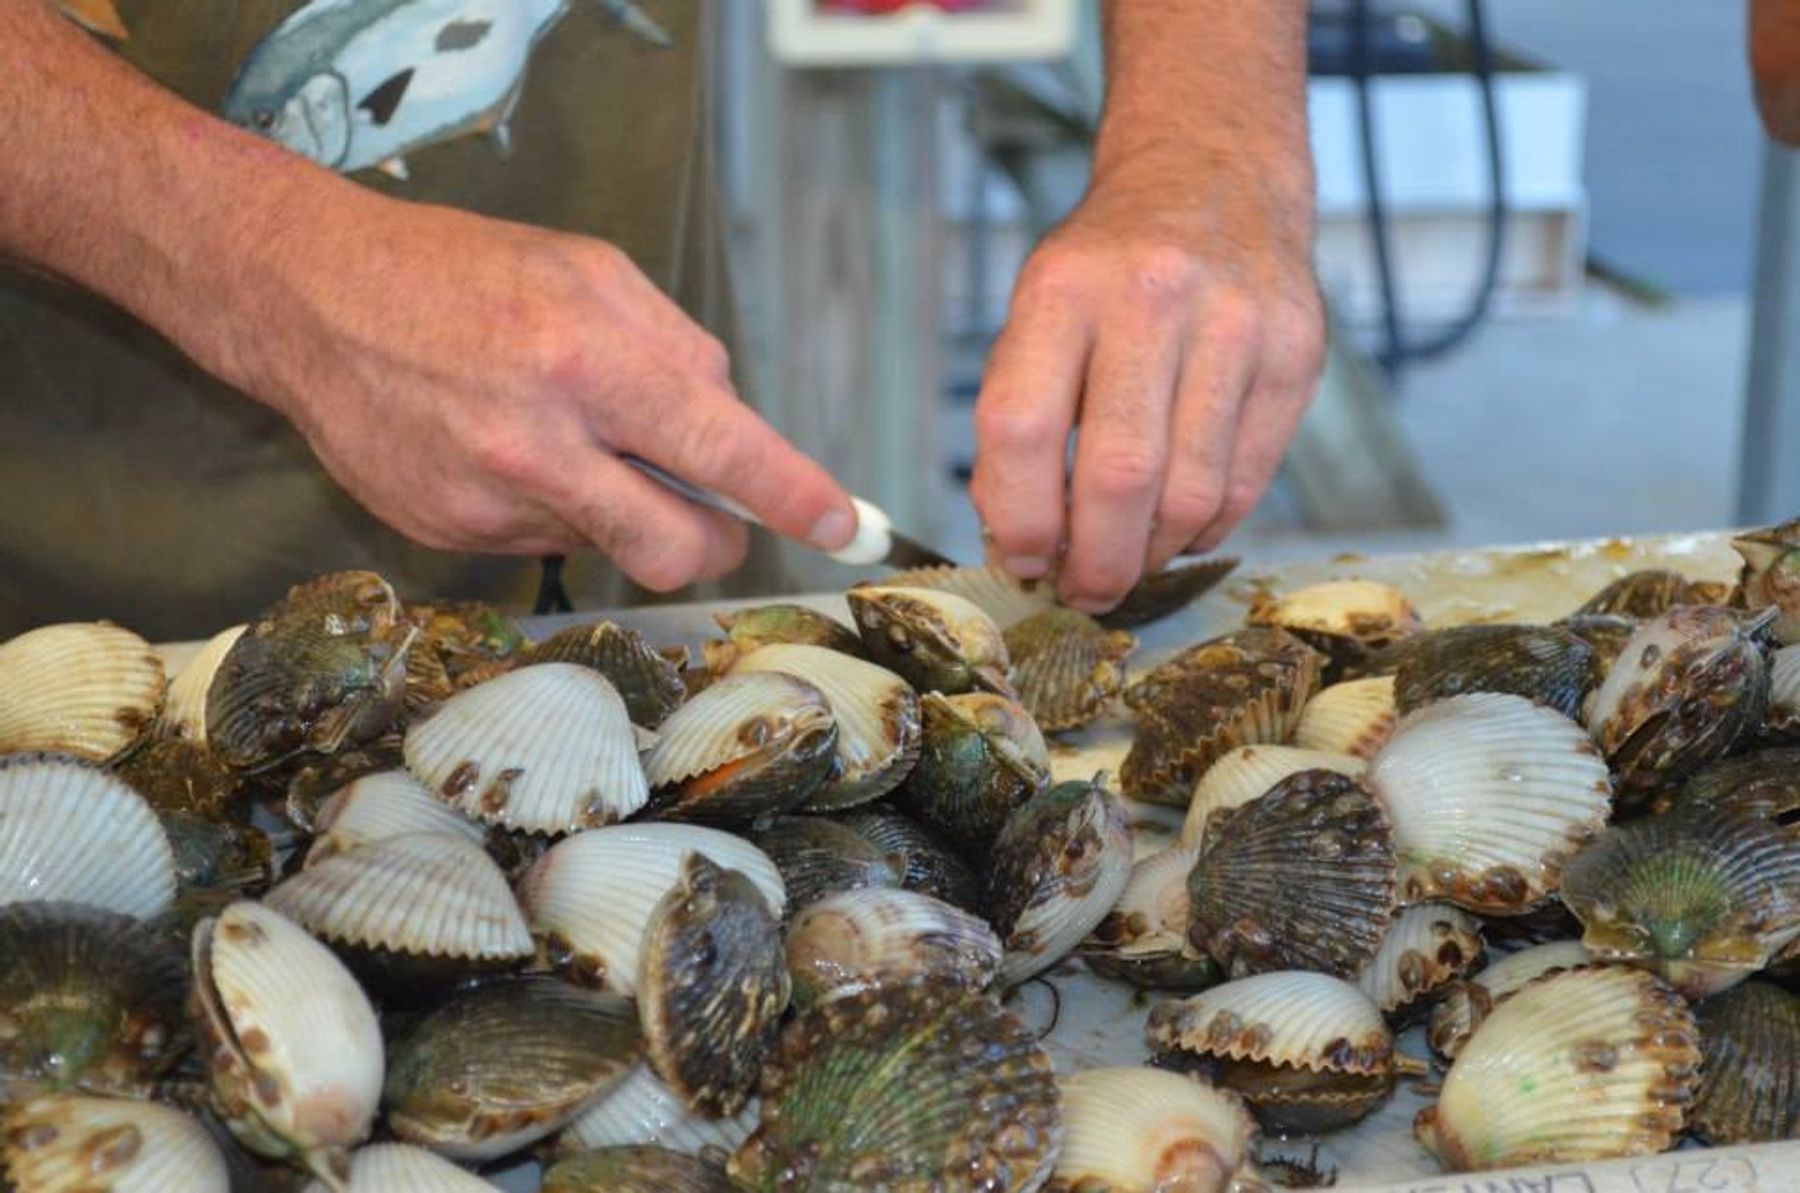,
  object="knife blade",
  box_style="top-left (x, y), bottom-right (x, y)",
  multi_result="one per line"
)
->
top-left (623, 456), bottom-right (956, 571)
